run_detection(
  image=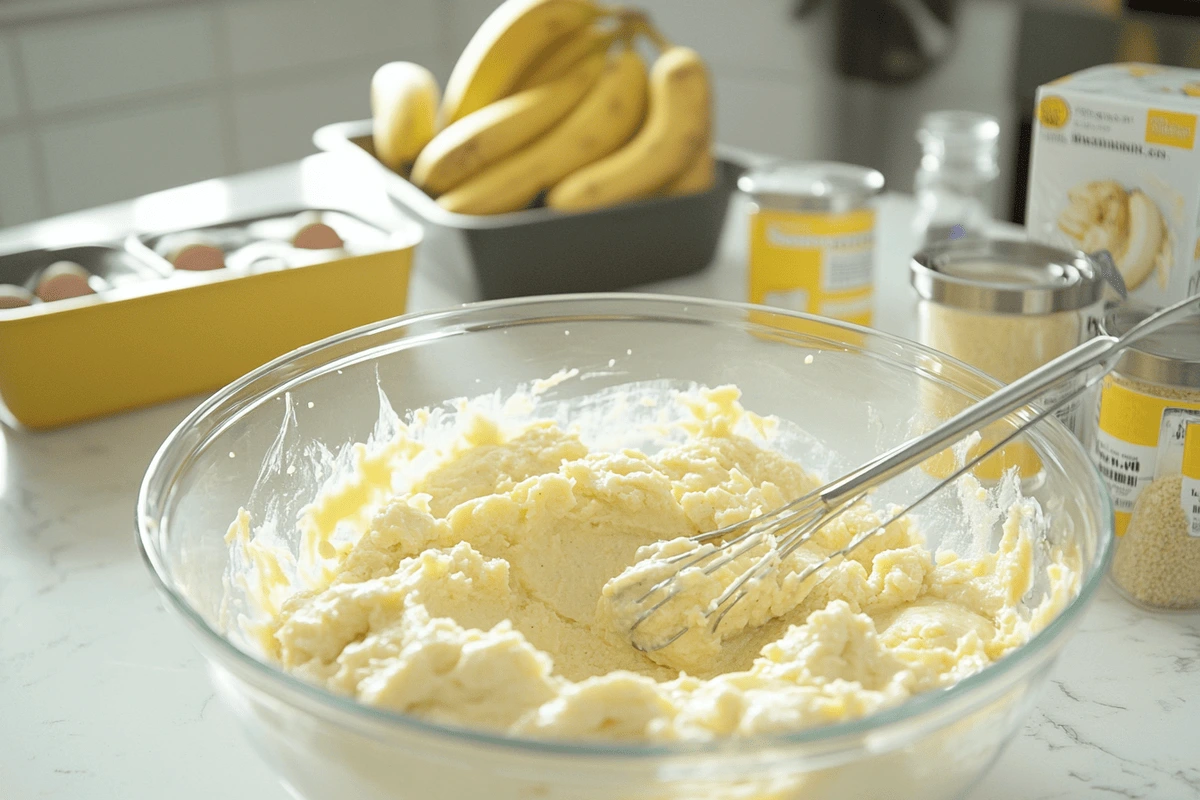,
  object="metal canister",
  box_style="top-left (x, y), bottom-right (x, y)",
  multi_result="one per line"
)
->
top-left (738, 161), bottom-right (884, 326)
top-left (910, 239), bottom-right (1110, 440)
